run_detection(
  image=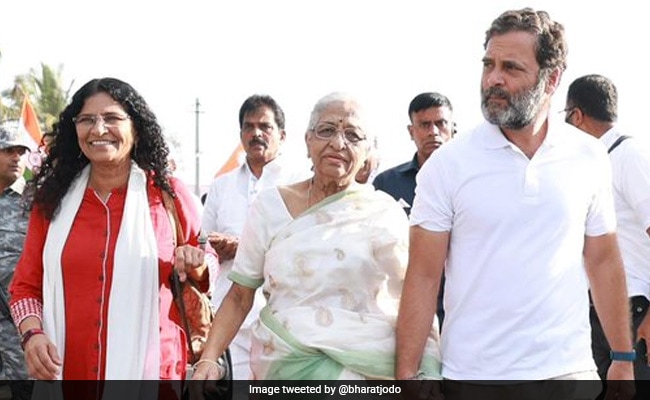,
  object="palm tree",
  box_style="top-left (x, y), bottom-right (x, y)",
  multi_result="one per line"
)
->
top-left (0, 62), bottom-right (71, 130)
top-left (0, 75), bottom-right (32, 121)
top-left (32, 63), bottom-right (73, 130)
